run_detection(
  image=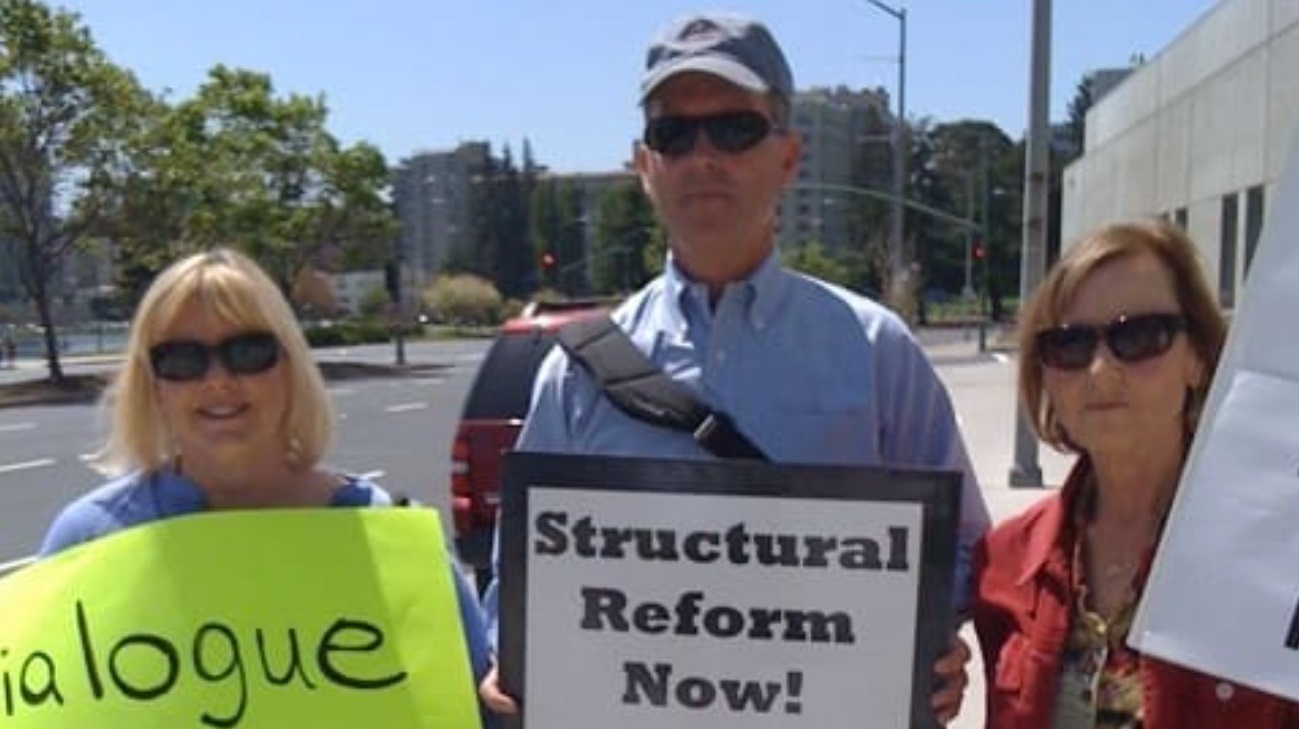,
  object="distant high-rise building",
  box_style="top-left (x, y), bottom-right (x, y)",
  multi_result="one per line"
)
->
top-left (392, 142), bottom-right (490, 288)
top-left (780, 86), bottom-right (891, 252)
